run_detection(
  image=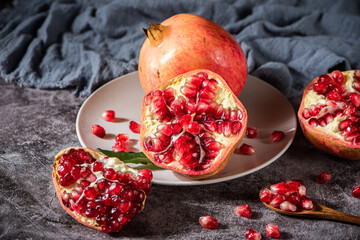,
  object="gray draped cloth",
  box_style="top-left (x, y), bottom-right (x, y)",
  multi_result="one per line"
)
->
top-left (1, 0), bottom-right (359, 98)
